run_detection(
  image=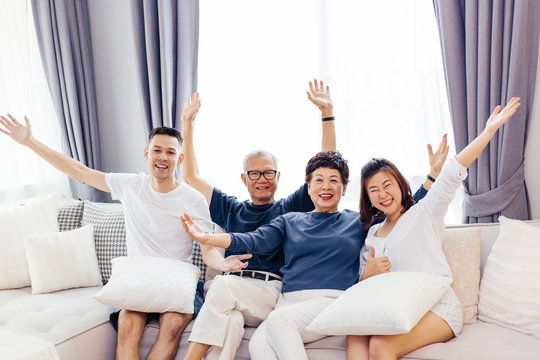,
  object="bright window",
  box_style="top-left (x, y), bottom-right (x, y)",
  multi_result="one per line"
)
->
top-left (0, 0), bottom-right (70, 204)
top-left (198, 0), bottom-right (461, 222)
